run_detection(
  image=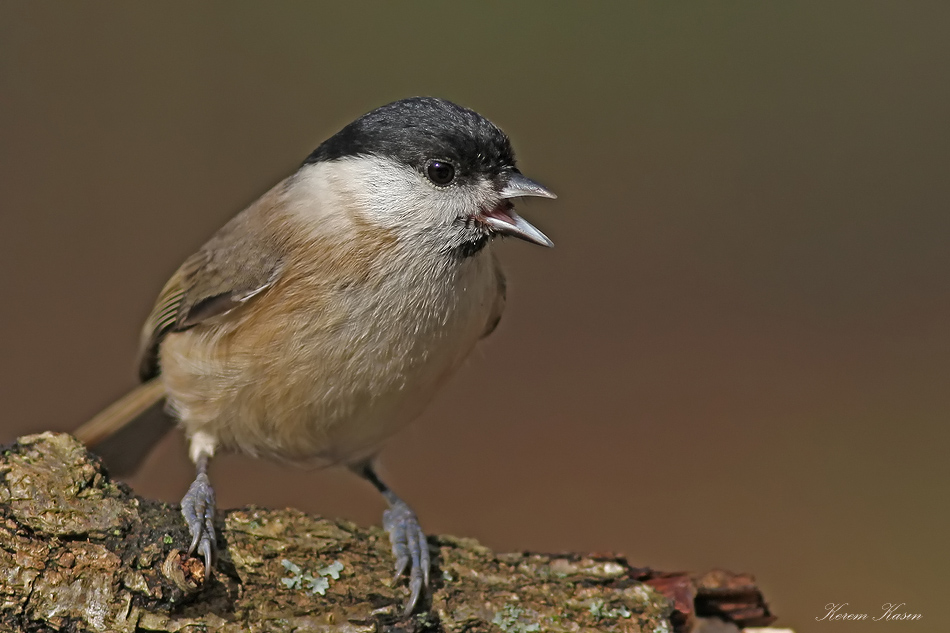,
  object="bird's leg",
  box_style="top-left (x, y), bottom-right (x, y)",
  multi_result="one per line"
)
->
top-left (180, 449), bottom-right (217, 581)
top-left (355, 462), bottom-right (430, 616)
